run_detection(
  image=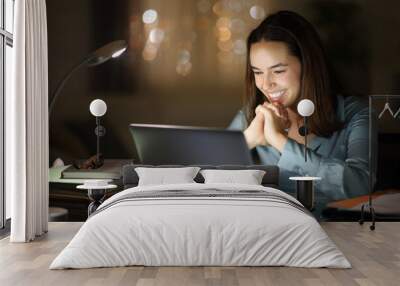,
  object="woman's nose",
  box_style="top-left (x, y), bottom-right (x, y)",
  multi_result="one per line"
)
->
top-left (262, 74), bottom-right (275, 90)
